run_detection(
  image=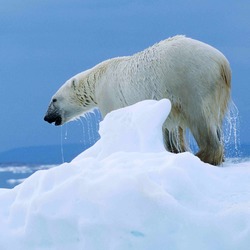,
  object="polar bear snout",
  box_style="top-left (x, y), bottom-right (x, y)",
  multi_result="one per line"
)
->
top-left (44, 112), bottom-right (62, 126)
top-left (44, 99), bottom-right (64, 126)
